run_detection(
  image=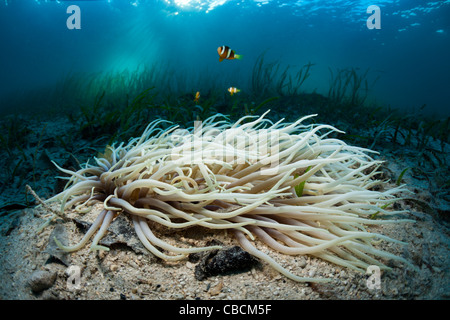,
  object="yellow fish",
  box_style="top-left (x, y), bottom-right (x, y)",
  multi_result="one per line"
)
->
top-left (194, 91), bottom-right (200, 103)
